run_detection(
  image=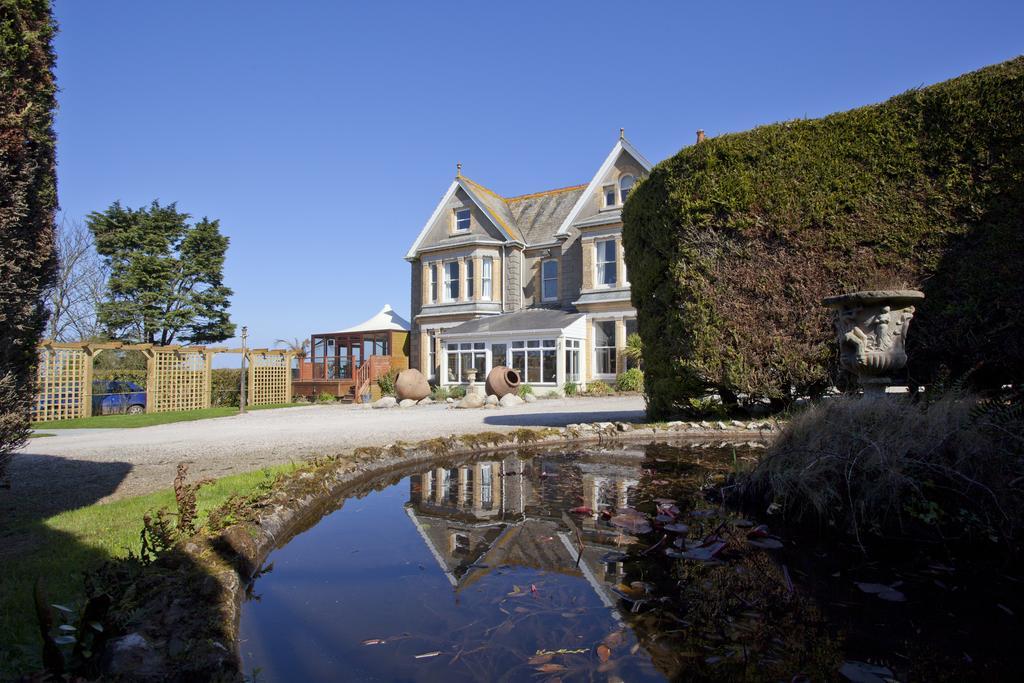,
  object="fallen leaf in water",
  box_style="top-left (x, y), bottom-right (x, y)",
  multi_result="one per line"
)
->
top-left (528, 654), bottom-right (553, 665)
top-left (747, 524), bottom-right (771, 538)
top-left (878, 589), bottom-right (906, 602)
top-left (414, 651), bottom-right (441, 659)
top-left (569, 506), bottom-right (593, 515)
top-left (664, 523), bottom-right (689, 533)
top-left (838, 660), bottom-right (895, 682)
top-left (362, 639), bottom-right (385, 646)
top-left (536, 663), bottom-right (567, 673)
top-left (679, 540), bottom-right (727, 561)
top-left (854, 582), bottom-right (891, 594)
top-left (597, 644), bottom-right (611, 663)
top-left (514, 606), bottom-right (530, 614)
top-left (747, 537), bottom-right (784, 550)
top-left (603, 630), bottom-right (625, 649)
